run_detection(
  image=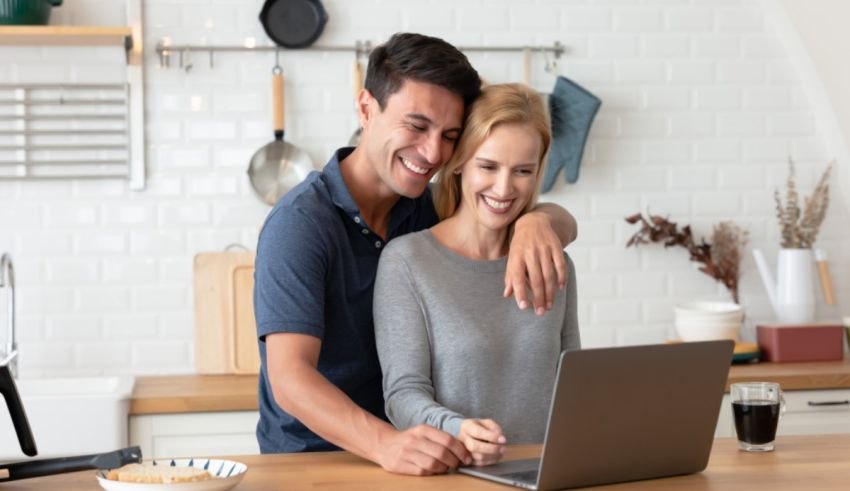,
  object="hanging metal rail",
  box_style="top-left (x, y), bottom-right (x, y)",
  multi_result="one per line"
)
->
top-left (155, 40), bottom-right (565, 71)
